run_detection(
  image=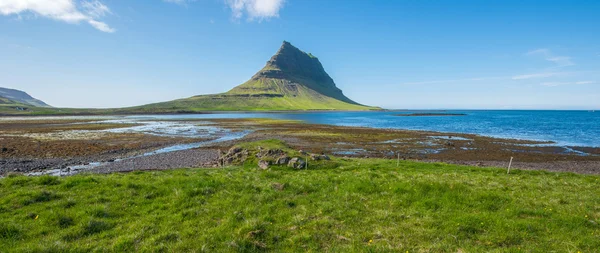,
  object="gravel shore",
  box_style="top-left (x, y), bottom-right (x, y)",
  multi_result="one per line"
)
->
top-left (89, 148), bottom-right (220, 174)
